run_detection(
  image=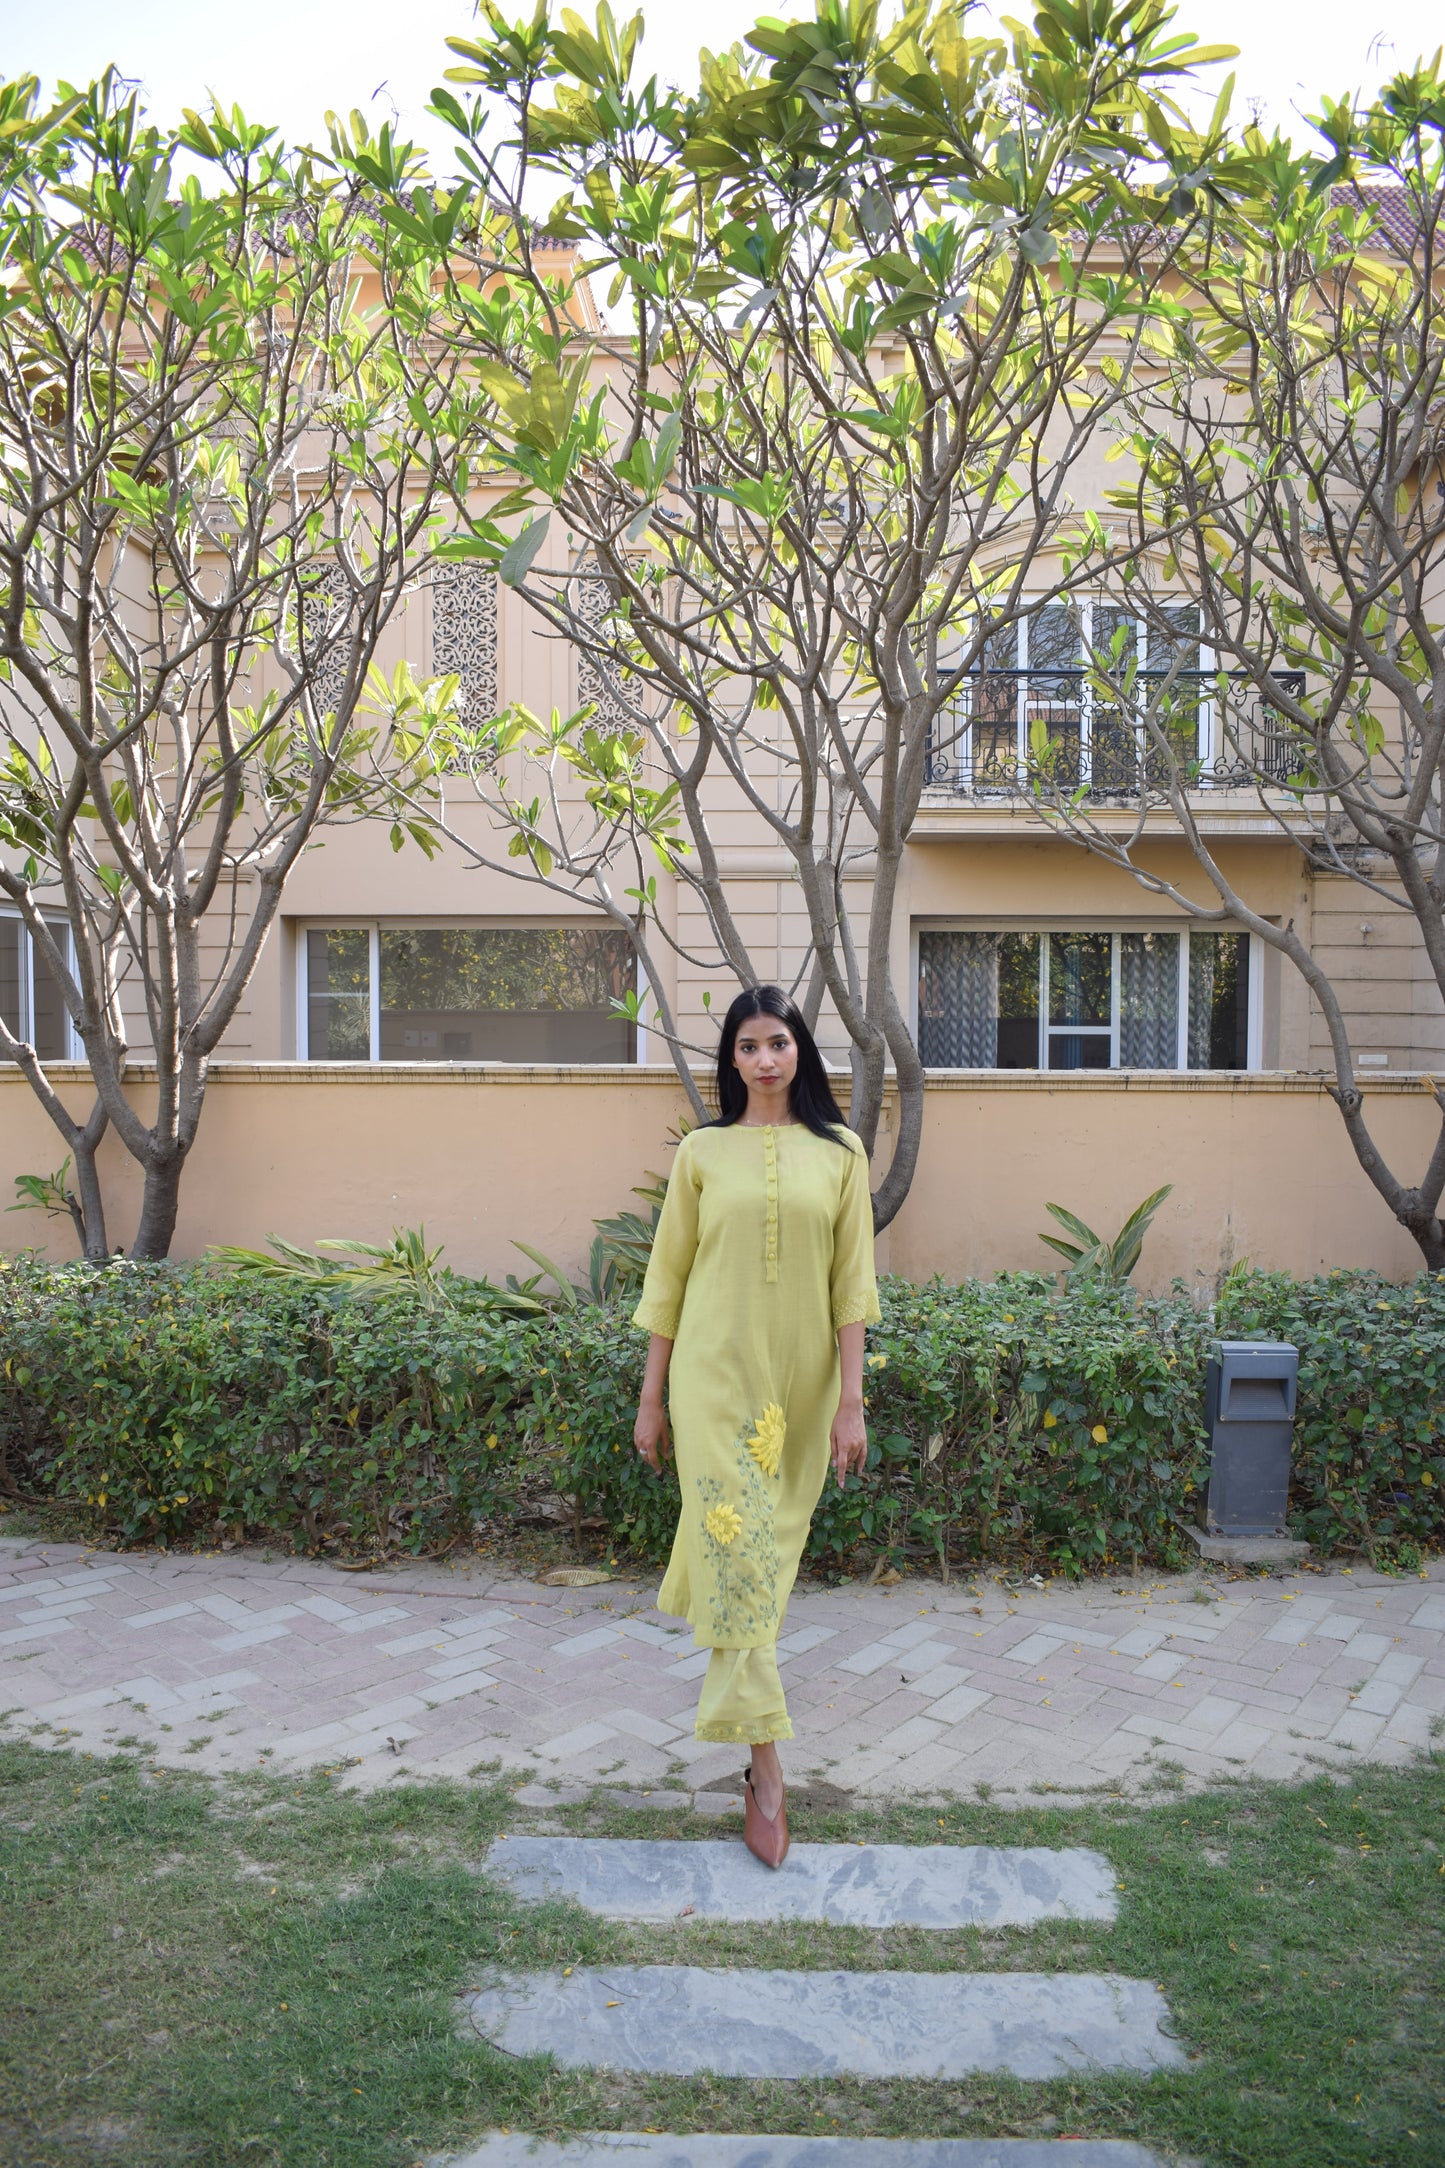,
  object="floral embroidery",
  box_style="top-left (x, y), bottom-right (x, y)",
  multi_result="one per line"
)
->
top-left (693, 1409), bottom-right (785, 1641)
top-left (704, 1503), bottom-right (743, 1546)
top-left (747, 1403), bottom-right (786, 1478)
